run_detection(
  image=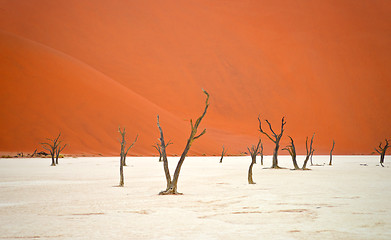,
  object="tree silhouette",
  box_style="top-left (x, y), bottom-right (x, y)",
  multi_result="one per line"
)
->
top-left (157, 89), bottom-right (209, 195)
top-left (283, 136), bottom-right (300, 170)
top-left (302, 134), bottom-right (315, 170)
top-left (375, 139), bottom-right (390, 167)
top-left (258, 116), bottom-right (286, 169)
top-left (219, 145), bottom-right (227, 163)
top-left (118, 127), bottom-right (138, 187)
top-left (40, 133), bottom-right (66, 166)
top-left (247, 139), bottom-right (262, 184)
top-left (329, 140), bottom-right (335, 166)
